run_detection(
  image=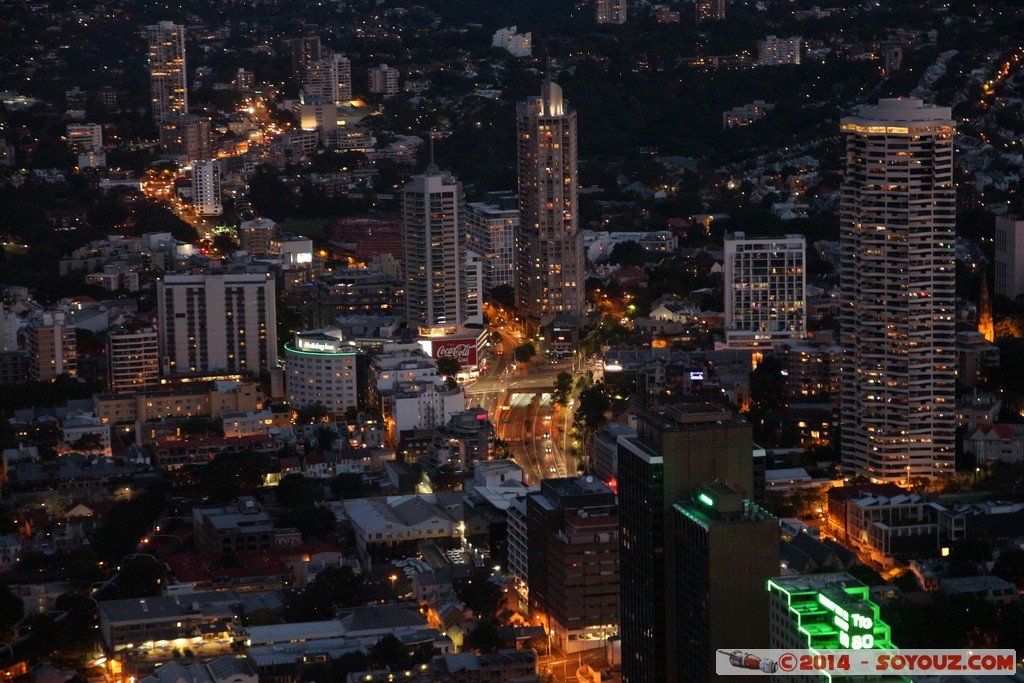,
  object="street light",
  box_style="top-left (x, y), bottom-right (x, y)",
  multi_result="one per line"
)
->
top-left (389, 574), bottom-right (398, 594)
